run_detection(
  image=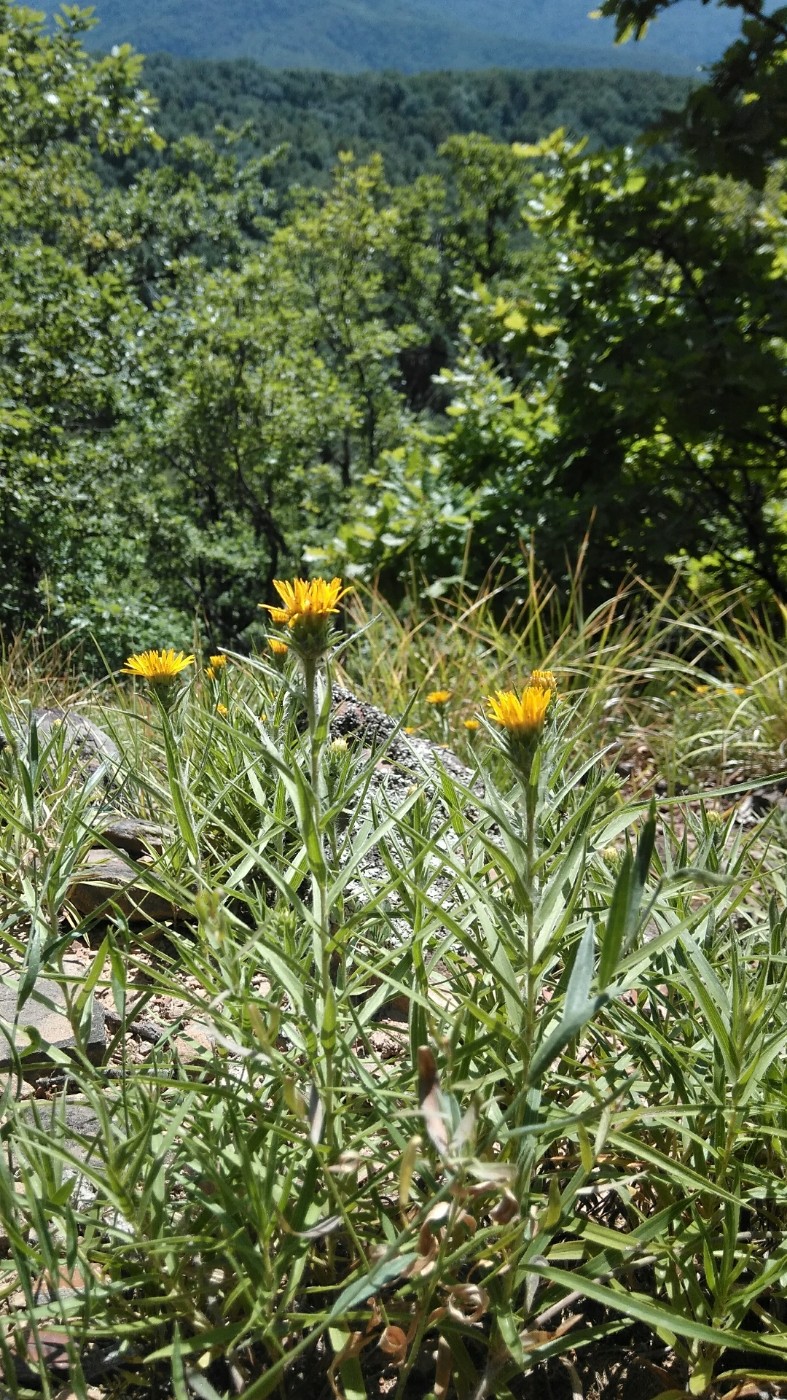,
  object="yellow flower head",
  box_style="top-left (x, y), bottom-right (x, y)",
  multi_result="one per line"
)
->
top-left (216, 702), bottom-right (229, 717)
top-left (260, 577), bottom-right (350, 631)
top-left (209, 654), bottom-right (227, 670)
top-left (463, 717), bottom-right (481, 731)
top-left (426, 689), bottom-right (452, 706)
top-left (487, 685), bottom-right (554, 736)
top-left (529, 669), bottom-right (557, 693)
top-left (268, 637), bottom-right (289, 658)
top-left (122, 649), bottom-right (195, 686)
